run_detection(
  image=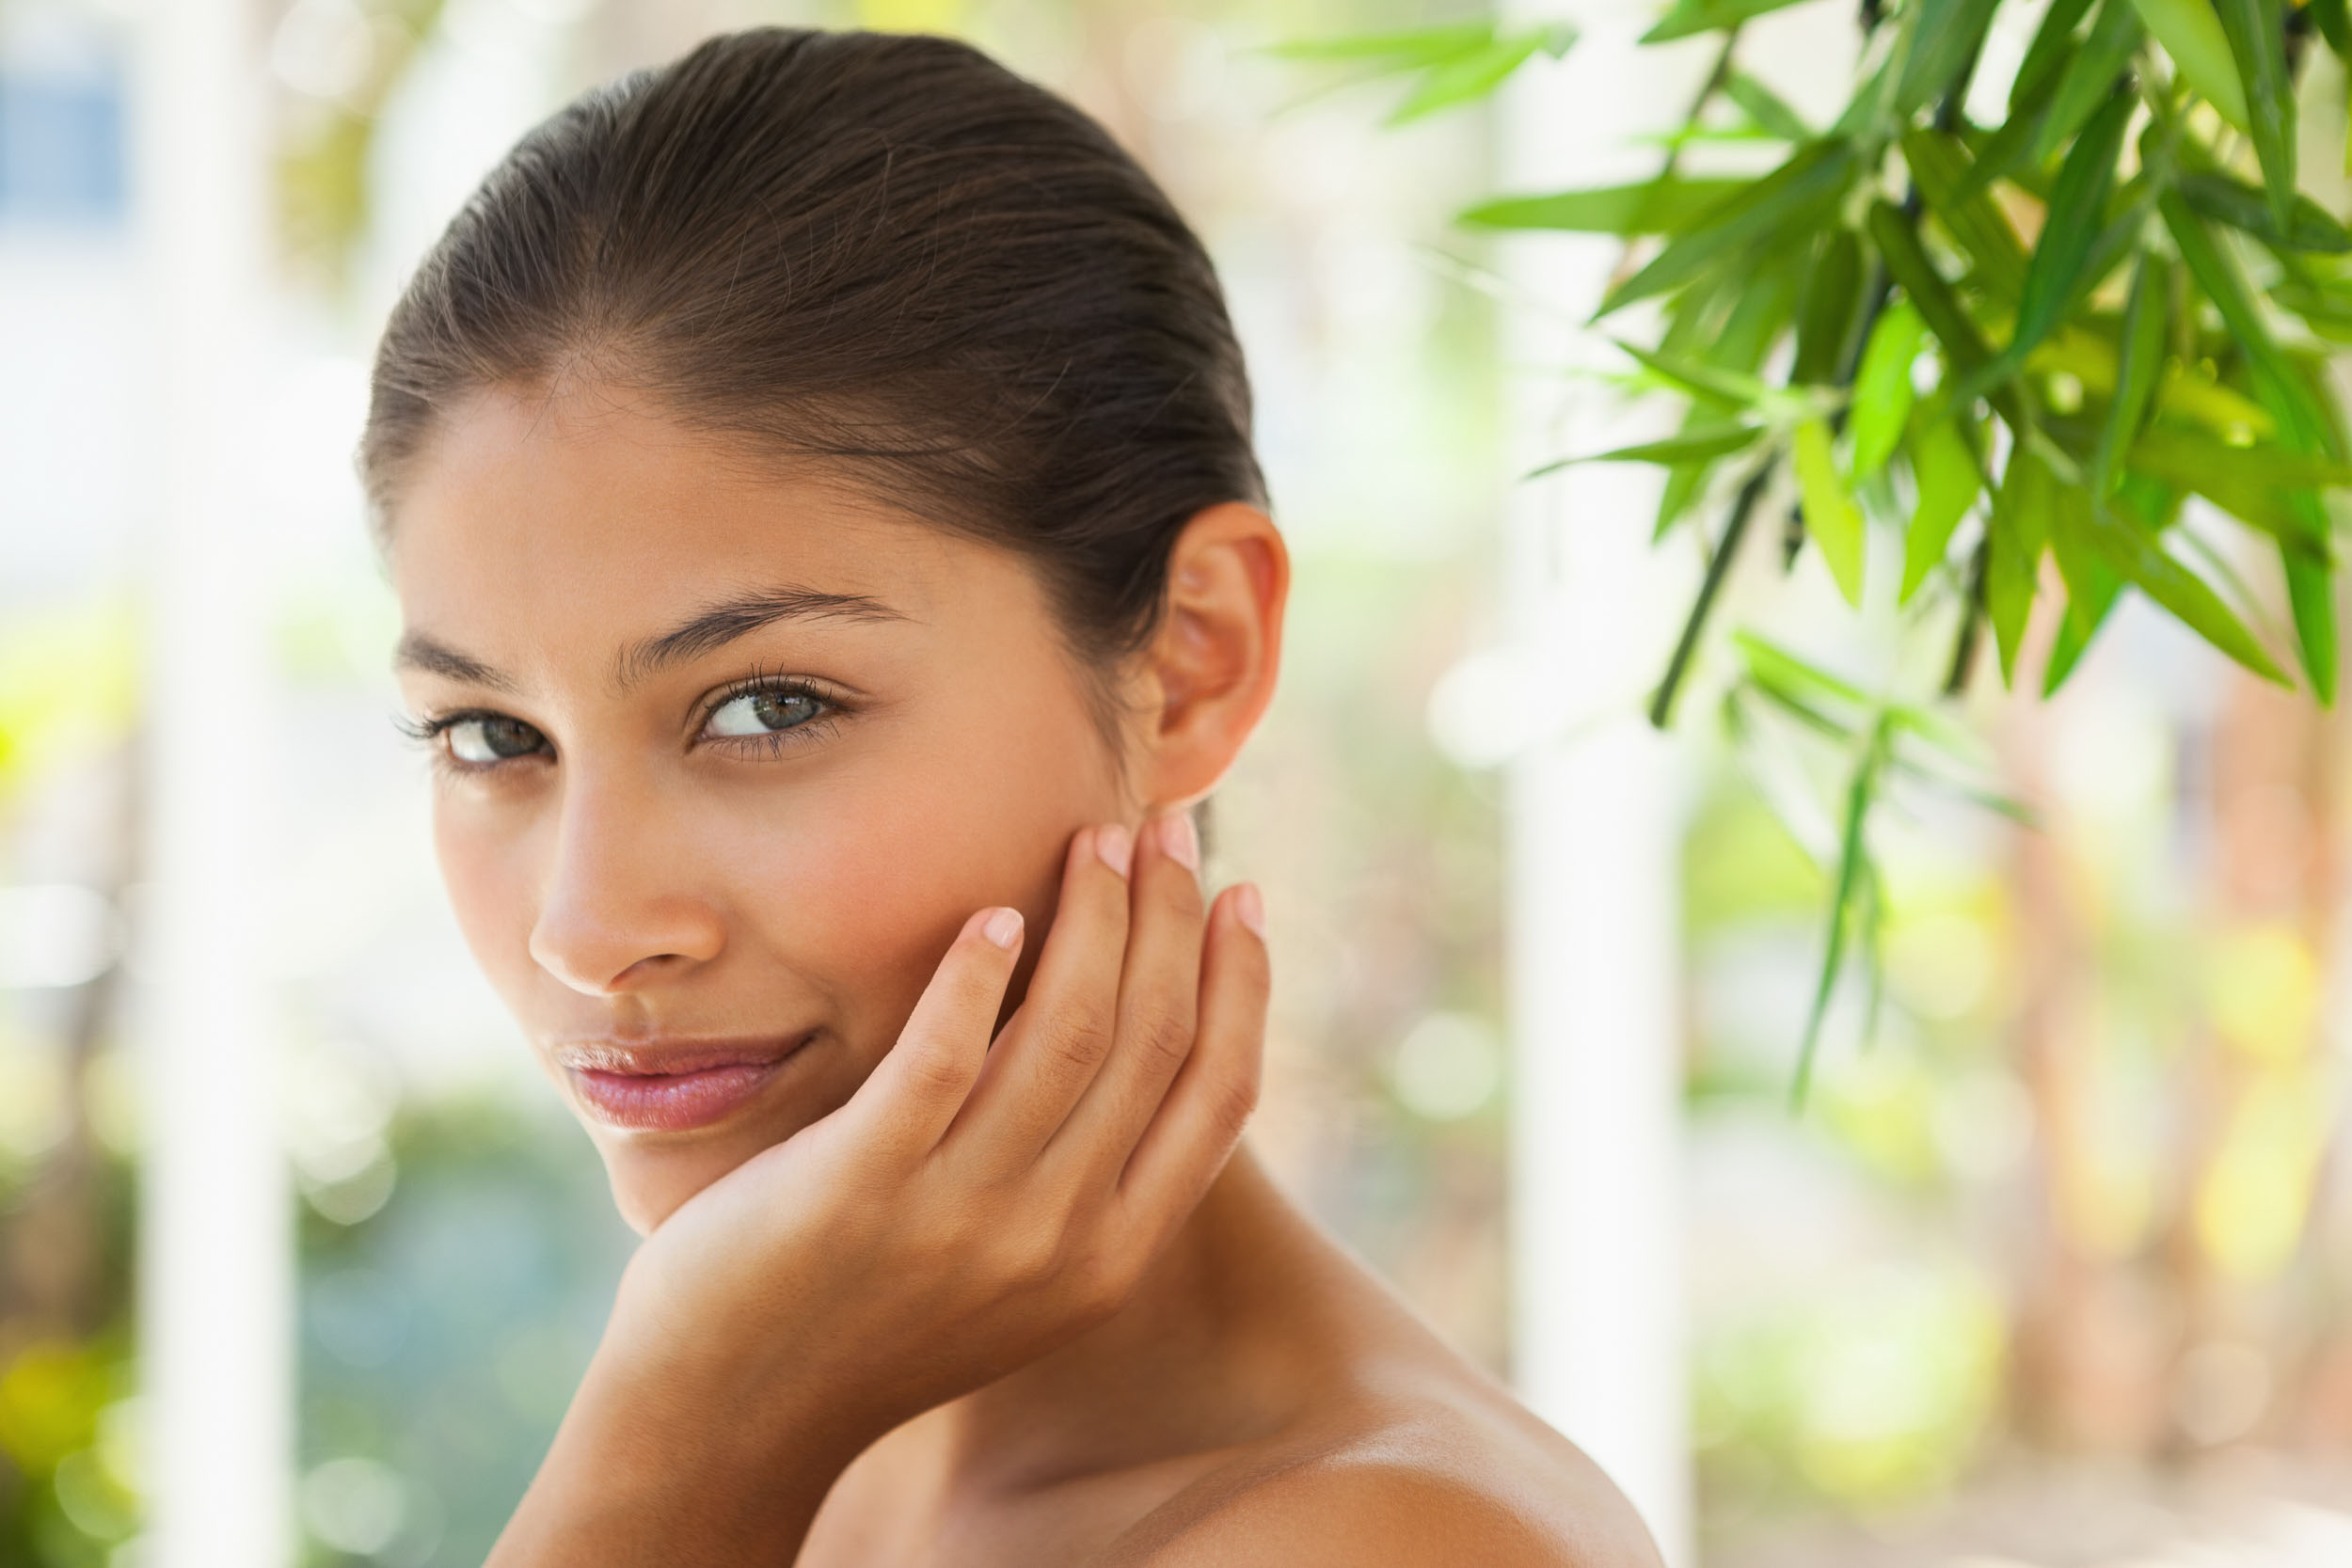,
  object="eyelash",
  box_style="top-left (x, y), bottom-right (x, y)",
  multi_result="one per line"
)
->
top-left (395, 673), bottom-right (849, 779)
